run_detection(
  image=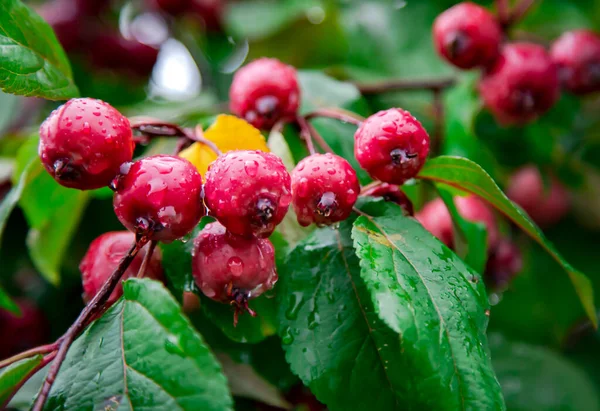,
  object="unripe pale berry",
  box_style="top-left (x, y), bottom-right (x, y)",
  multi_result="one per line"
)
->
top-left (0, 300), bottom-right (49, 360)
top-left (113, 155), bottom-right (204, 242)
top-left (354, 108), bottom-right (430, 184)
top-left (485, 238), bottom-right (522, 290)
top-left (80, 231), bottom-right (164, 305)
top-left (229, 58), bottom-right (300, 130)
top-left (204, 150), bottom-right (291, 238)
top-left (39, 98), bottom-right (134, 190)
top-left (192, 221), bottom-right (277, 325)
top-left (291, 153), bottom-right (360, 227)
top-left (433, 2), bottom-right (502, 69)
top-left (416, 195), bottom-right (499, 249)
top-left (362, 183), bottom-right (414, 216)
top-left (550, 30), bottom-right (600, 95)
top-left (479, 43), bottom-right (560, 125)
top-left (506, 165), bottom-right (569, 227)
